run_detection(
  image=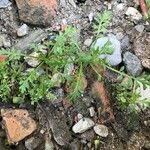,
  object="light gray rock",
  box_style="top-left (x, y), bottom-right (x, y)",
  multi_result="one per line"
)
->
top-left (0, 0), bottom-right (11, 8)
top-left (121, 35), bottom-right (130, 50)
top-left (95, 35), bottom-right (122, 66)
top-left (45, 137), bottom-right (54, 150)
top-left (13, 29), bottom-right (47, 52)
top-left (68, 0), bottom-right (76, 8)
top-left (88, 107), bottom-right (95, 117)
top-left (125, 7), bottom-right (142, 21)
top-left (72, 118), bottom-right (95, 133)
top-left (84, 38), bottom-right (93, 47)
top-left (93, 125), bottom-right (108, 137)
top-left (17, 24), bottom-right (29, 37)
top-left (135, 25), bottom-right (145, 33)
top-left (25, 137), bottom-right (43, 150)
top-left (25, 52), bottom-right (40, 67)
top-left (123, 51), bottom-right (143, 76)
